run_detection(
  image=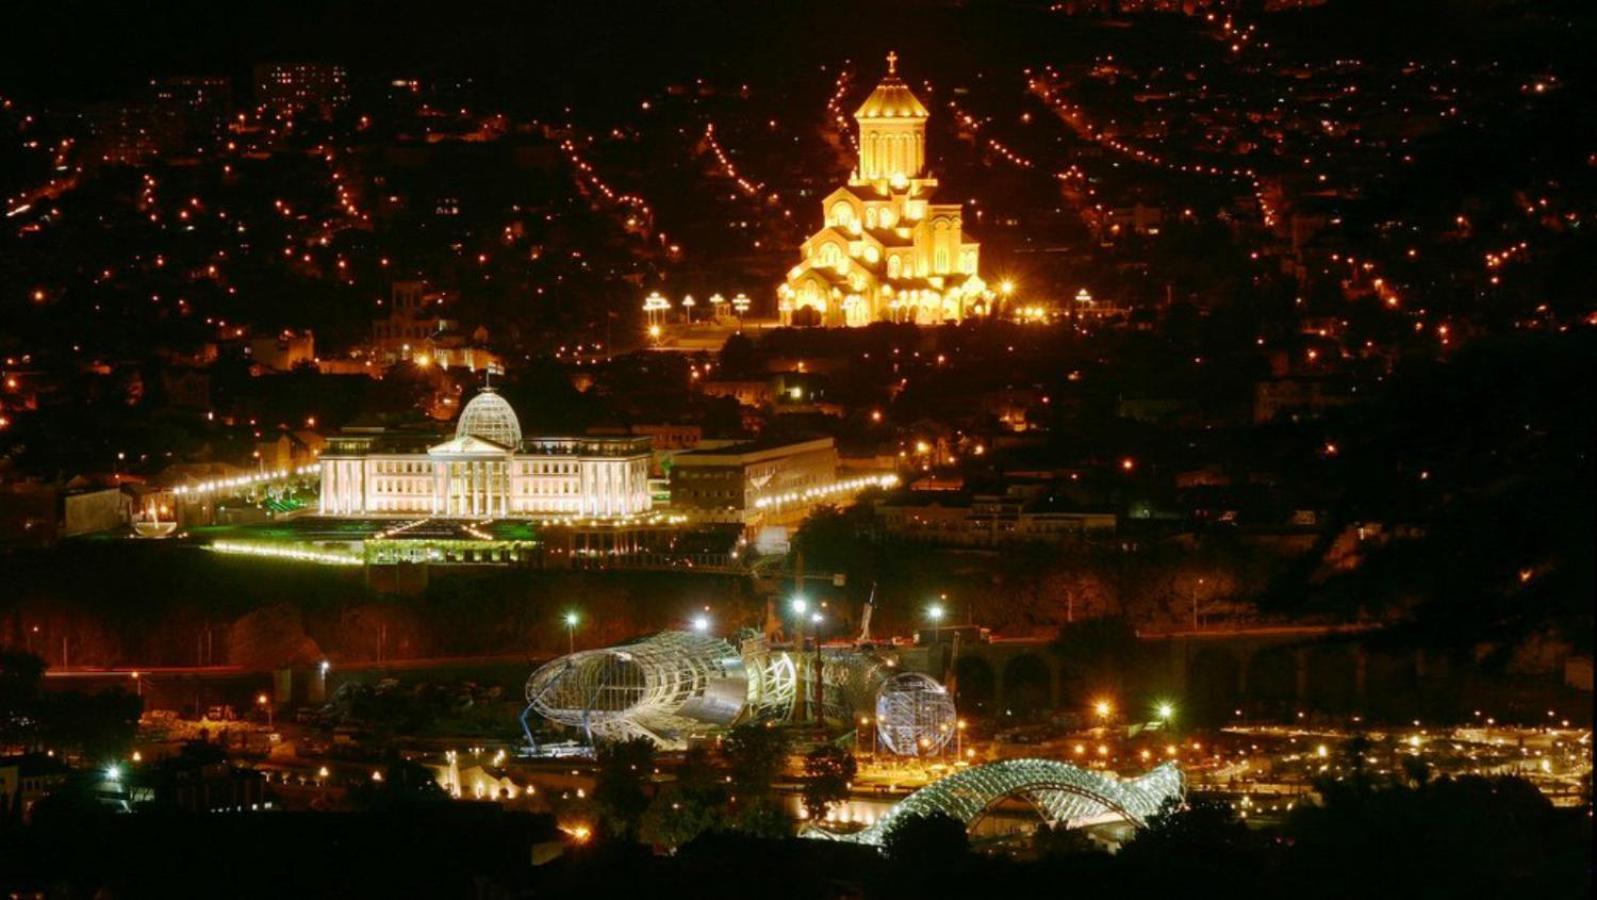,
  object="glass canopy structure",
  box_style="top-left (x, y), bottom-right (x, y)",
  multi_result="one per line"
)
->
top-left (810, 759), bottom-right (1185, 846)
top-left (523, 631), bottom-right (797, 749)
top-left (522, 630), bottom-right (958, 753)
